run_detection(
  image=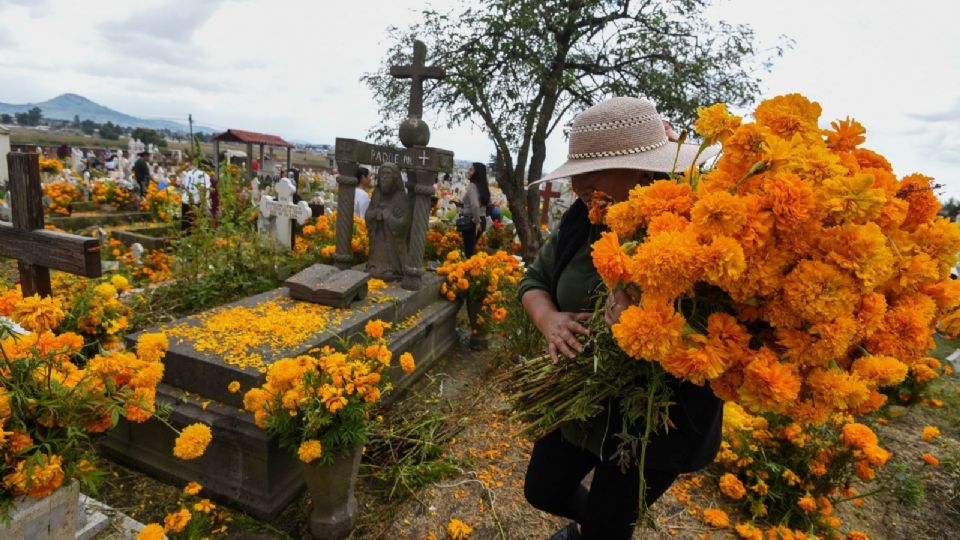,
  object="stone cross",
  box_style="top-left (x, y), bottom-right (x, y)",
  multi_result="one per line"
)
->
top-left (1, 153), bottom-right (101, 297)
top-left (389, 40), bottom-right (445, 119)
top-left (539, 181), bottom-right (562, 225)
top-left (258, 177), bottom-right (311, 251)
